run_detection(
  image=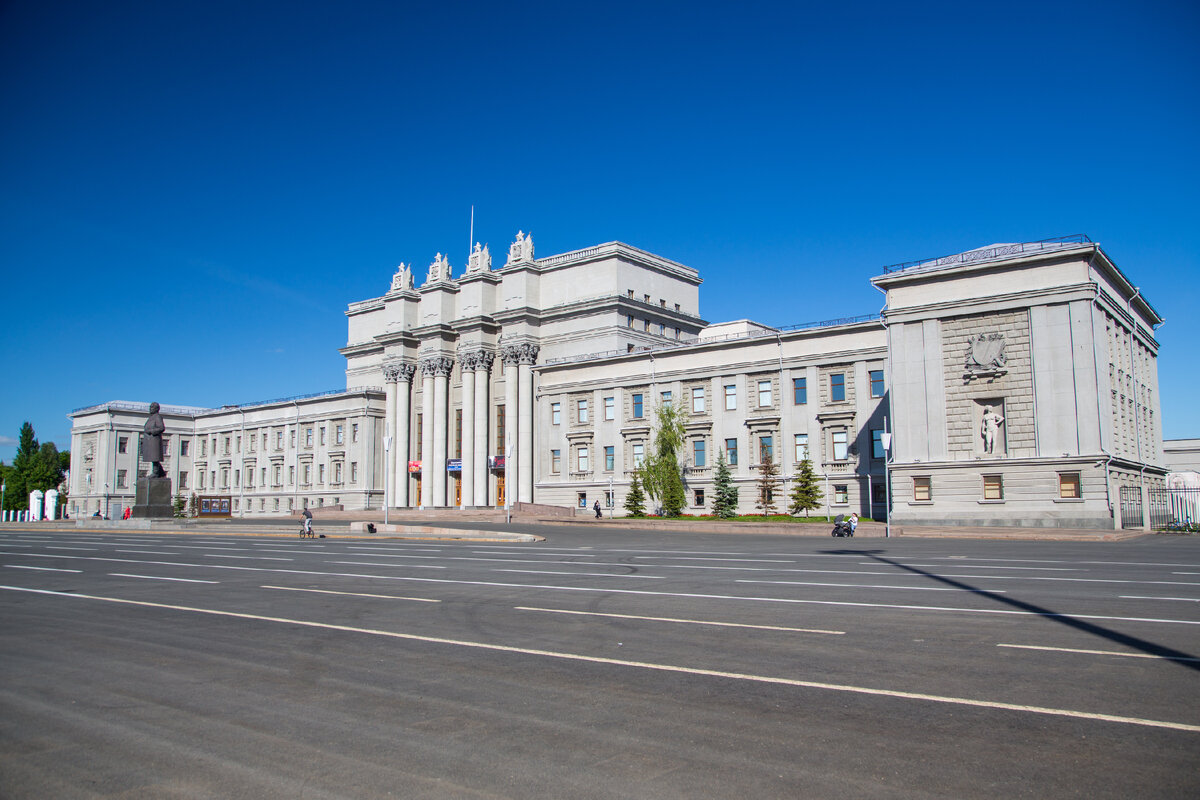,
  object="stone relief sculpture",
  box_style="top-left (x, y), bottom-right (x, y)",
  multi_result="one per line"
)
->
top-left (390, 263), bottom-right (414, 292)
top-left (466, 242), bottom-right (492, 274)
top-left (981, 405), bottom-right (1005, 454)
top-left (143, 402), bottom-right (167, 478)
top-left (507, 231), bottom-right (534, 265)
top-left (426, 253), bottom-right (452, 285)
top-left (965, 332), bottom-right (1008, 377)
